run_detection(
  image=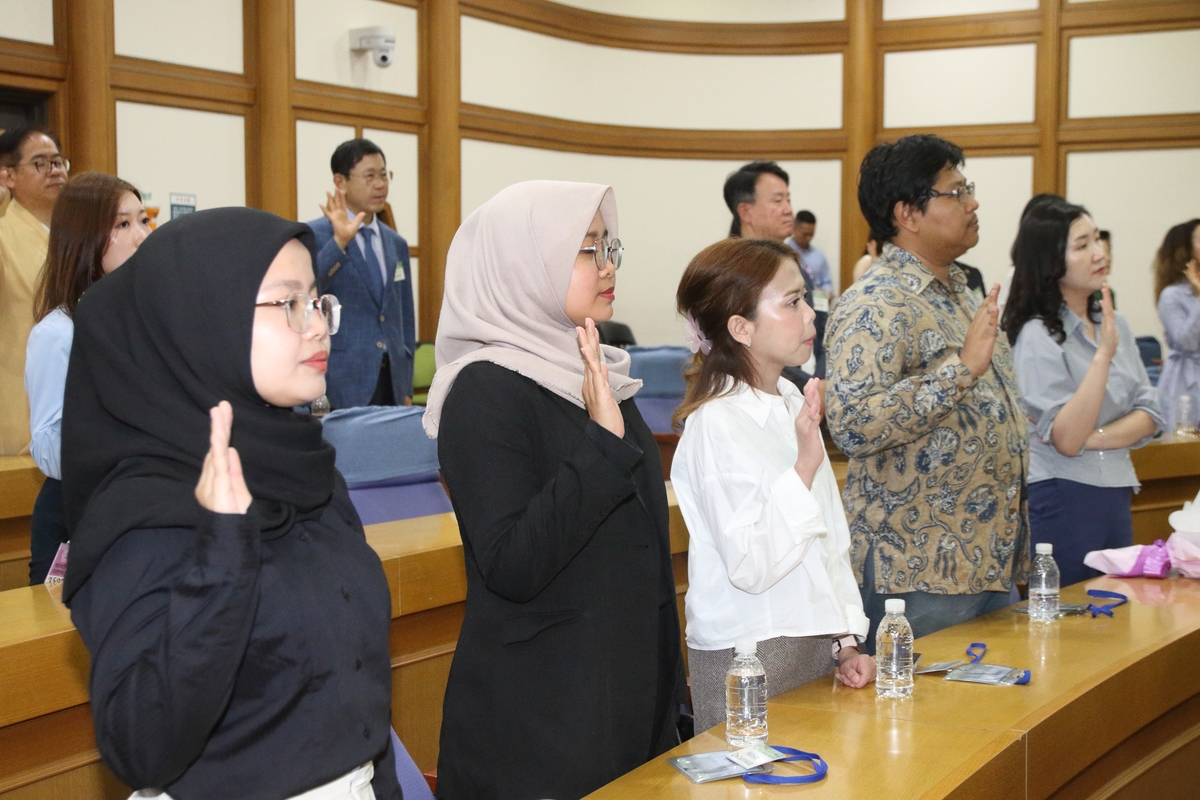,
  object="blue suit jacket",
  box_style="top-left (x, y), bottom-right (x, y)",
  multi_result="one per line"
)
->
top-left (307, 216), bottom-right (416, 409)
